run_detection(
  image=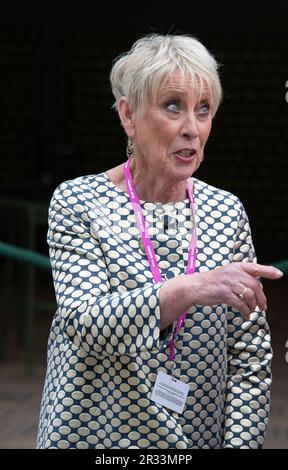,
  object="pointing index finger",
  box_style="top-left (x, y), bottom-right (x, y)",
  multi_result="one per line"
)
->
top-left (242, 263), bottom-right (283, 279)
